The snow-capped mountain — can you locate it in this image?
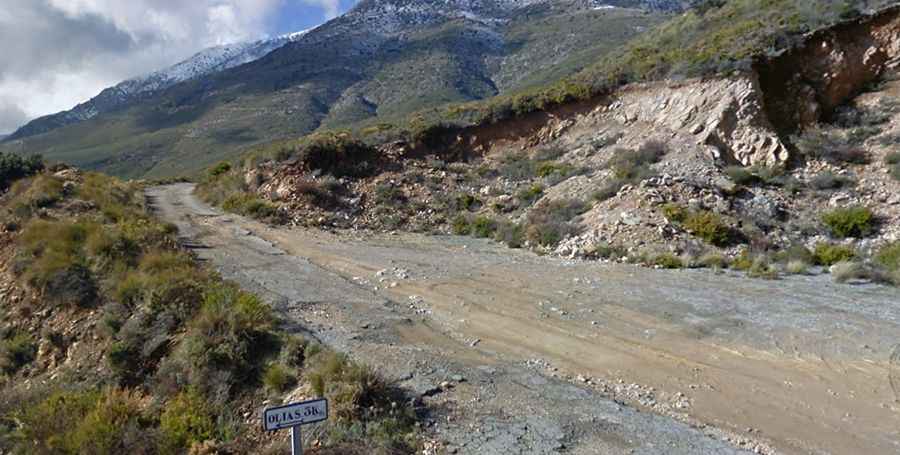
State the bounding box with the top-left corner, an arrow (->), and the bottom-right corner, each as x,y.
6,31 -> 309,141
337,0 -> 684,34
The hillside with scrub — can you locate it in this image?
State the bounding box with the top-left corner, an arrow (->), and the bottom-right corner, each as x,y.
0,157 -> 423,454
199,1 -> 900,286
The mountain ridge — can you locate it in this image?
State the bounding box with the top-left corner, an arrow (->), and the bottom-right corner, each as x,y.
6,0 -> 687,144
2,0 -> 682,177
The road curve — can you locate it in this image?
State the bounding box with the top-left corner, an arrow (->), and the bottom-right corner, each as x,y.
148,183 -> 900,454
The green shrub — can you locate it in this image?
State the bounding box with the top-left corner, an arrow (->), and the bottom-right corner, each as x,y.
0,152 -> 43,189
821,206 -> 875,238
731,249 -> 754,271
496,152 -> 538,181
661,203 -> 688,223
699,253 -> 728,269
308,351 -> 384,422
774,244 -> 815,265
829,261 -> 892,284
651,253 -> 684,269
683,210 -> 734,247
454,193 -> 480,212
289,179 -> 342,207
587,242 -> 627,260
592,180 -> 625,202
607,142 -> 666,181
20,175 -> 64,209
181,286 -> 274,396
107,340 -> 142,386
886,152 -> 900,165
724,166 -> 759,185
196,172 -> 246,207
373,183 -> 404,207
305,349 -> 417,450
532,145 -> 567,162
536,162 -> 575,178
15,390 -> 100,452
795,129 -> 870,164
160,390 -> 217,452
0,332 -> 36,376
886,152 -> 900,181
808,171 -> 854,191
14,389 -> 147,454
222,193 -> 283,223
279,335 -> 308,368
297,133 -> 382,178
516,184 -> 544,204
875,242 -> 900,271
65,389 -> 147,454
785,260 -> 810,275
813,243 -> 857,266
470,216 -> 497,238
493,221 -> 525,248
209,161 -> 232,177
524,199 -> 589,247
263,363 -> 297,393
86,228 -> 141,265
748,257 -> 779,280
451,215 -> 471,235
16,219 -> 101,307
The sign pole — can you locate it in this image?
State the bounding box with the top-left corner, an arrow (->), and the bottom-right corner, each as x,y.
291,425 -> 302,455
262,397 -> 326,454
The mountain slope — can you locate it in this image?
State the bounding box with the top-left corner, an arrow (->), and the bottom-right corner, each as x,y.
1,0 -> 677,178
5,32 -> 308,142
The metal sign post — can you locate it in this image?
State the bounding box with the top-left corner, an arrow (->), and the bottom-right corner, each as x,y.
291,426 -> 303,455
262,398 -> 328,455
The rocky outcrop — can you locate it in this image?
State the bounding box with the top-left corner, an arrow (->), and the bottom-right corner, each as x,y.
600,77 -> 790,166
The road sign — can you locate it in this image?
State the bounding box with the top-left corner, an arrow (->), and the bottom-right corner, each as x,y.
263,398 -> 328,455
263,398 -> 329,431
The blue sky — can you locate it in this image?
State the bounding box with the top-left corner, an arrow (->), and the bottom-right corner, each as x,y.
272,0 -> 359,35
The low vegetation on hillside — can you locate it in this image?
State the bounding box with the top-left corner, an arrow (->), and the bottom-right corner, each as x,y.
0,152 -> 43,190
414,0 -> 894,136
0,166 -> 420,453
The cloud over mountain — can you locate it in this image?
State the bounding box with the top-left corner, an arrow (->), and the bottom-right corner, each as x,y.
0,0 -> 287,133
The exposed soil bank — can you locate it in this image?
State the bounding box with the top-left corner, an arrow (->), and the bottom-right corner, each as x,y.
758,5 -> 900,133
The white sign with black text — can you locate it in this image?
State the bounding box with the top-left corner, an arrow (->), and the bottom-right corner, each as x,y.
263,398 -> 329,431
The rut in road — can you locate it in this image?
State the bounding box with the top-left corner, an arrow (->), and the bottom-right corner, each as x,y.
148,183 -> 900,455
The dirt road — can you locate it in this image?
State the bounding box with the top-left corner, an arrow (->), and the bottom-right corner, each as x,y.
148,183 -> 900,454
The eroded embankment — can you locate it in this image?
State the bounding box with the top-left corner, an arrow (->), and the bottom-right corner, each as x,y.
758,4 -> 900,133
416,6 -> 900,167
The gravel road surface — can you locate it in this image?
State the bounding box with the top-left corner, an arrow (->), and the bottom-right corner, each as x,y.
148,184 -> 900,454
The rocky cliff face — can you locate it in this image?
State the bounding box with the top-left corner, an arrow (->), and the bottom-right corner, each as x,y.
601,77 -> 789,166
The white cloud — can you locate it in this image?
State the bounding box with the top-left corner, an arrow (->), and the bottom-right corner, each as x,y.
302,0 -> 341,19
0,0 -> 286,133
